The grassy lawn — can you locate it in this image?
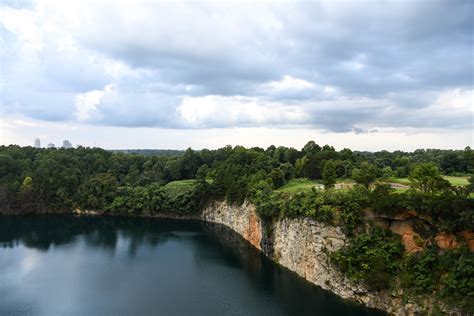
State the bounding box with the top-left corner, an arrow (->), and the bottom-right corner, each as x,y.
278,176 -> 471,195
163,179 -> 212,192
442,176 -> 469,186
164,179 -> 198,190
389,176 -> 469,187
165,176 -> 470,196
277,178 -> 320,193
163,180 -> 198,198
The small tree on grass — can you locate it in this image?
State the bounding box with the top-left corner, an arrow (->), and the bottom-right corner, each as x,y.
409,163 -> 451,194
270,168 -> 286,189
322,160 -> 337,189
352,162 -> 381,189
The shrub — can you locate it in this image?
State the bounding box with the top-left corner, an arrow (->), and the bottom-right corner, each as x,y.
370,183 -> 399,215
400,247 -> 440,294
439,248 -> 474,312
249,180 -> 281,219
331,228 -> 404,291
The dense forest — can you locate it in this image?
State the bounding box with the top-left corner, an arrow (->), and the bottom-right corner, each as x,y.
1,141 -> 472,218
0,141 -> 473,311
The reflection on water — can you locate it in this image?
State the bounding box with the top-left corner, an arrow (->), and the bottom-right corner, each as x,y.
0,215 -> 384,316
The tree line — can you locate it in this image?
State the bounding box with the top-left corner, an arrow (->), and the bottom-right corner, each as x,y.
0,142 -> 473,216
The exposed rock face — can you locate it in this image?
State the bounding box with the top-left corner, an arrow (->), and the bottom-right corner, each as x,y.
390,221 -> 424,253
271,217 -> 395,312
201,200 -> 262,250
460,231 -> 474,251
272,217 -> 347,288
434,231 -> 474,252
200,200 -> 431,315
364,209 -> 424,253
435,232 -> 460,250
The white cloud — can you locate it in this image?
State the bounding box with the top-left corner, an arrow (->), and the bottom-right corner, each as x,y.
323,86 -> 336,93
74,84 -> 114,121
11,119 -> 40,127
346,61 -> 365,71
177,95 -> 308,128
0,6 -> 42,51
432,88 -> 473,112
266,75 -> 315,92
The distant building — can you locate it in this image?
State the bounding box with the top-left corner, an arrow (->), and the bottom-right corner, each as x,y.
34,138 -> 41,148
47,143 -> 55,148
62,140 -> 73,148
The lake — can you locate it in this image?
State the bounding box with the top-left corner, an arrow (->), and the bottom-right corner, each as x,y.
0,215 -> 383,315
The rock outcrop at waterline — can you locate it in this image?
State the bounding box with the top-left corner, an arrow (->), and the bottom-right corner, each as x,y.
201,200 -> 263,250
200,200 -> 454,316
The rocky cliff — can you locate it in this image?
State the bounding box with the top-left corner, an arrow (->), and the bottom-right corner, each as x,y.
200,200 -> 447,316
201,200 -> 263,250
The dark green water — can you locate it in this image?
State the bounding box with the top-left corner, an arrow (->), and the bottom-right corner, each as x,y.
0,215 -> 384,316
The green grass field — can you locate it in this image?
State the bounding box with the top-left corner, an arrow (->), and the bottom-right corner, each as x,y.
276,178 -> 320,193
164,179 -> 198,190
388,176 -> 469,187
163,180 -> 198,198
442,176 -> 469,186
165,176 -> 470,197
277,175 -> 470,195
163,179 -> 213,194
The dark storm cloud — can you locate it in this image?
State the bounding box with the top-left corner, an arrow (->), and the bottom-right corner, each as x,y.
283,0 -> 473,95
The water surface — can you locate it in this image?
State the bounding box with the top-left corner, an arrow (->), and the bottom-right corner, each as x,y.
0,215 -> 383,315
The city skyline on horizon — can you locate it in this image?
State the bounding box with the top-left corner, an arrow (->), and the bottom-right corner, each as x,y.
19,134 -> 474,152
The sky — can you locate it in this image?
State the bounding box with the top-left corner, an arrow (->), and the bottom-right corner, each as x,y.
0,0 -> 473,151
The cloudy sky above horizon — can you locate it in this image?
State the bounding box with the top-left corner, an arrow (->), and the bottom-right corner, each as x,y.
0,0 -> 473,151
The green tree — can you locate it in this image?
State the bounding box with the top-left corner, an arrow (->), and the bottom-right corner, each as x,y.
78,172 -> 118,210
352,162 -> 381,189
381,166 -> 395,179
463,146 -> 474,173
295,156 -> 309,178
409,163 -> 451,194
322,160 -> 337,189
196,164 -> 209,183
303,140 -> 321,154
270,168 -> 286,189
249,180 -> 279,219
370,183 -> 397,214
331,228 -> 404,291
295,154 -> 322,179
394,156 -> 411,177
179,148 -> 202,179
